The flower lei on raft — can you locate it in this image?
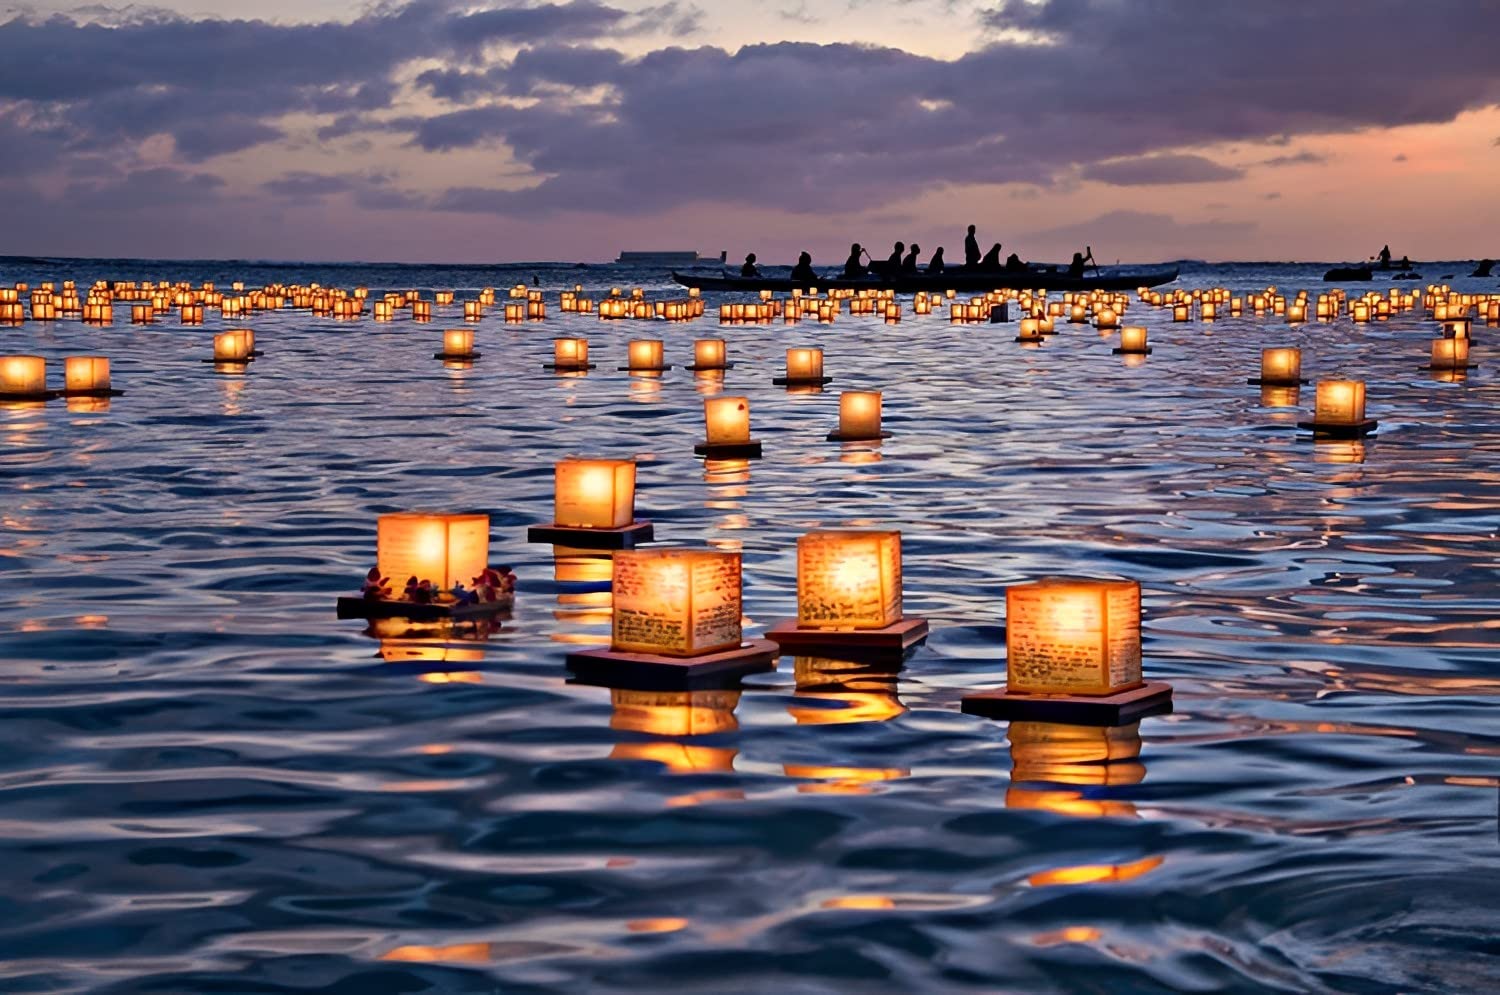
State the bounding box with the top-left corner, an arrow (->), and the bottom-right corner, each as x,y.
361,565 -> 516,605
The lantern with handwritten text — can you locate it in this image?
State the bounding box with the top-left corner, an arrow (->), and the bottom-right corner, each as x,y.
611,549 -> 743,657
1005,578 -> 1142,696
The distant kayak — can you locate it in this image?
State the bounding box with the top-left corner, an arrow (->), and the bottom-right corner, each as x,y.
1323,266 -> 1373,281
672,265 -> 1179,293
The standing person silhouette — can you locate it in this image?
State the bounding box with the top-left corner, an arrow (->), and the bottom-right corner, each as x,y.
1377,244 -> 1392,268
964,225 -> 981,268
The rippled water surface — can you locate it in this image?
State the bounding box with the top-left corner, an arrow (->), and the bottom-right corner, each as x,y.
1,260 -> 1497,993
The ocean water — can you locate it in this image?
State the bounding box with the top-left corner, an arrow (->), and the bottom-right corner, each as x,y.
0,257 -> 1496,994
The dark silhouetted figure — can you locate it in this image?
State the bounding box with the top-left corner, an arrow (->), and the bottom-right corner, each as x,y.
1068,252 -> 1089,279
901,243 -> 921,272
1472,259 -> 1495,277
1004,252 -> 1026,272
533,274 -> 540,286
964,225 -> 981,268
791,251 -> 816,284
740,253 -> 759,278
1377,244 -> 1392,268
980,243 -> 1003,268
885,241 -> 905,273
842,243 -> 867,279
928,247 -> 946,275
1399,255 -> 1411,270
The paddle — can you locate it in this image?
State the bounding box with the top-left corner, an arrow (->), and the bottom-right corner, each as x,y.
1085,245 -> 1102,277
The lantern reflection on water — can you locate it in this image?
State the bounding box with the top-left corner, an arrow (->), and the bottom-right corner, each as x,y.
609,689 -> 740,774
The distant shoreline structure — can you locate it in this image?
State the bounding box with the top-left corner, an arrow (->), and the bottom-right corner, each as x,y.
614,250 -> 714,265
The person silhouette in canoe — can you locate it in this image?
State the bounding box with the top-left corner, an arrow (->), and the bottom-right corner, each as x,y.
1377,244 -> 1392,268
901,243 -> 921,272
964,225 -> 981,269
1472,259 -> 1495,278
791,251 -> 817,284
842,243 -> 867,279
1067,247 -> 1096,279
1004,251 -> 1027,272
882,241 -> 905,276
980,243 -> 1003,269
928,247 -> 947,275
740,253 -> 760,278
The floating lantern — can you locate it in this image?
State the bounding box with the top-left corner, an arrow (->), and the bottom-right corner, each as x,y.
130,304 -> 154,324
181,304 -> 204,324
548,338 -> 593,371
1172,304 -> 1189,322
1299,379 -> 1376,437
62,356 -> 119,397
696,396 -> 761,458
437,329 -> 477,360
0,355 -> 52,400
1113,326 -> 1150,355
1201,301 -> 1217,321
1252,347 -> 1303,386
435,291 -> 454,306
377,512 -> 489,591
1286,303 -> 1307,323
82,303 -> 112,324
411,301 -> 432,321
212,330 -> 252,363
767,531 -> 929,660
961,577 -> 1172,724
1016,317 -> 1045,343
775,347 -> 830,386
624,339 -> 669,372
1095,308 -> 1119,330
689,338 -> 729,371
1442,318 -> 1471,340
1428,338 -> 1471,370
528,458 -> 652,548
611,550 -> 742,655
373,301 -> 393,321
827,390 -> 890,442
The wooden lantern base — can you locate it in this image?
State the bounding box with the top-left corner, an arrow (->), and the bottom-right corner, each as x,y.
1424,364 -> 1478,371
619,365 -> 673,372
336,595 -> 512,622
694,440 -> 762,459
1112,347 -> 1153,355
435,351 -> 481,360
826,430 -> 893,442
773,376 -> 834,386
526,521 -> 654,549
1014,336 -> 1046,343
543,363 -> 597,372
962,681 -> 1173,726
566,639 -> 779,690
0,390 -> 59,402
1297,419 -> 1378,438
765,617 -> 928,663
1246,377 -> 1309,386
60,388 -> 126,398
686,363 -> 735,371
201,357 -> 255,364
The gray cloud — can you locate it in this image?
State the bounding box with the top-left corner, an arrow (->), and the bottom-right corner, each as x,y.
1081,154 -> 1244,186
1260,149 -> 1326,167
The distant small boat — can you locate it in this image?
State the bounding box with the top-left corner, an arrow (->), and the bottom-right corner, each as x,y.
671,264 -> 1179,293
617,251 -> 705,266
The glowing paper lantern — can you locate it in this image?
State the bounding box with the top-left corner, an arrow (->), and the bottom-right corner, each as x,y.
1116,326 -> 1149,353
1313,380 -> 1367,426
693,338 -> 727,369
212,330 -> 252,362
1430,338 -> 1469,370
1017,318 -> 1045,342
1094,308 -> 1119,329
611,549 -> 743,657
795,531 -> 902,630
64,356 -> 111,393
628,339 -> 665,371
836,391 -> 883,440
553,338 -> 589,368
785,348 -> 823,380
441,329 -> 475,358
1005,578 -> 1142,696
0,355 -> 47,396
554,458 -> 636,529
1259,347 -> 1302,384
703,396 -> 752,446
376,513 -> 489,590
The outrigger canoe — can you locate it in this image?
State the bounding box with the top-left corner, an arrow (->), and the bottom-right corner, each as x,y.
671,264 -> 1179,294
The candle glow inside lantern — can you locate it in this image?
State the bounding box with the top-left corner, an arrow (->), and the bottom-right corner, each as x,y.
550,338 -> 591,370
1429,337 -> 1470,370
767,530 -> 928,658
1442,318 -> 1471,340
960,577 -> 1172,724
0,355 -> 49,397
1017,317 -> 1045,342
376,512 -> 490,591
1256,347 -> 1303,385
213,330 -> 252,362
610,549 -> 743,657
775,347 -> 829,386
1299,379 -> 1377,437
696,396 -> 762,458
828,390 -> 888,442
63,356 -> 114,395
627,339 -> 666,371
691,338 -> 728,370
554,458 -> 636,529
1114,326 -> 1150,354
1095,307 -> 1119,329
440,329 -> 476,359
1007,579 -> 1141,695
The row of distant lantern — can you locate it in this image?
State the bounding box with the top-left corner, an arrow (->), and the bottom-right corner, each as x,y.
345,458 -> 1169,723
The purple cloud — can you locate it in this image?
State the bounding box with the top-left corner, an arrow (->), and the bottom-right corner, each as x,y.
1082,154 -> 1244,186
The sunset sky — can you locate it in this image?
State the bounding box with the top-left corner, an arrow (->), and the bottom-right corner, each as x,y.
2,0 -> 1498,263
